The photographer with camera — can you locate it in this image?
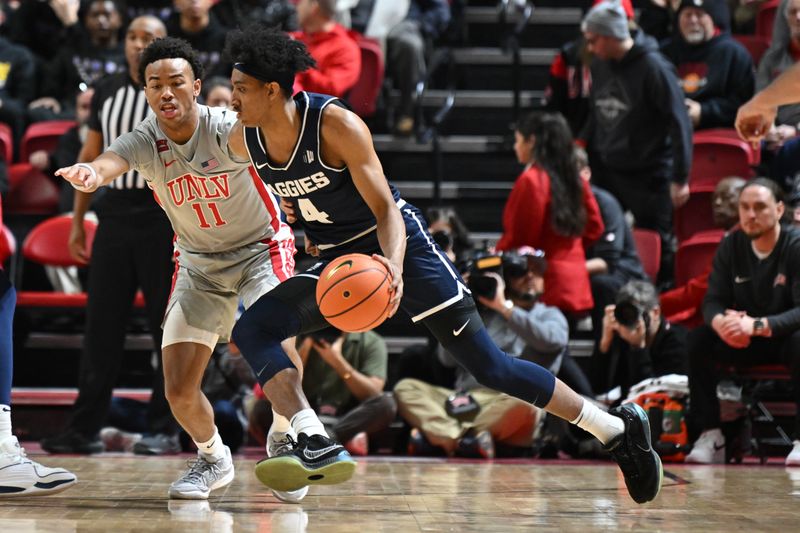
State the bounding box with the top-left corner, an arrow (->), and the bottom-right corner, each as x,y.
596,281 -> 688,400
394,247 -> 569,458
249,327 -> 396,456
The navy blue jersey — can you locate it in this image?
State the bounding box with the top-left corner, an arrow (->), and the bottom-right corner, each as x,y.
245,92 -> 400,256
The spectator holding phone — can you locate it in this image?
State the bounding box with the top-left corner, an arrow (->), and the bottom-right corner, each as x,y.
248,327 -> 396,456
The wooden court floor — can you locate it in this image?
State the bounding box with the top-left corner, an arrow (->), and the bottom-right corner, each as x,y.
2,449 -> 799,532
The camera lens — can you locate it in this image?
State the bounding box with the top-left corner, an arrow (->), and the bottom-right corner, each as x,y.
614,301 -> 642,328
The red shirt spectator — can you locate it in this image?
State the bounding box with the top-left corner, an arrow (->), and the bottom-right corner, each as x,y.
292,25 -> 361,97
291,0 -> 361,97
496,164 -> 604,314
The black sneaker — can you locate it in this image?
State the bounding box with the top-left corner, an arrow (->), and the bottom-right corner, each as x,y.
133,433 -> 181,456
254,433 -> 356,492
604,403 -> 663,504
41,430 -> 104,454
455,430 -> 495,459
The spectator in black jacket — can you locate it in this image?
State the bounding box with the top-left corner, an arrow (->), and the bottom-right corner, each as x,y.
166,0 -> 229,79
595,280 -> 688,399
661,0 -> 753,130
212,0 -> 296,31
685,178 -> 800,466
580,1 -> 693,283
386,0 -> 450,135
0,28 -> 36,145
576,147 -> 648,389
30,0 -> 125,122
543,0 -> 634,136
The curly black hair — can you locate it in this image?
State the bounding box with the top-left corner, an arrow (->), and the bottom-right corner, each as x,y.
138,37 -> 205,88
224,25 -> 316,97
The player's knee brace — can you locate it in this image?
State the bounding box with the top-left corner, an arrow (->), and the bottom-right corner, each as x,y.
232,295 -> 301,386
423,298 -> 556,408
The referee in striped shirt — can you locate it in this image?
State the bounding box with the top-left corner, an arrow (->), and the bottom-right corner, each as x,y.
42,16 -> 177,455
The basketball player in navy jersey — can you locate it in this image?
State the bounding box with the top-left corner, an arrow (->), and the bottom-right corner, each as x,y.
224,27 -> 662,504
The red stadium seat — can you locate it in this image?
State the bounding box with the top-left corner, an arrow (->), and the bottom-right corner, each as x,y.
690,128 -> 759,188
19,120 -> 77,163
346,33 -> 384,118
755,0 -> 781,41
16,214 -> 97,308
673,183 -> 716,243
632,228 -> 661,283
0,122 -> 13,163
4,163 -> 59,215
15,214 -> 146,309
0,225 -> 16,264
733,34 -> 771,66
674,230 -> 724,287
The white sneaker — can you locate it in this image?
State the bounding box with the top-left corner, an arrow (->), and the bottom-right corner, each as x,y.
168,446 -> 234,499
267,430 -> 308,503
0,436 -> 77,497
786,440 -> 800,466
685,429 -> 726,464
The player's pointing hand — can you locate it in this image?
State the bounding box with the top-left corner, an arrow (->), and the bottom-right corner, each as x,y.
55,163 -> 100,193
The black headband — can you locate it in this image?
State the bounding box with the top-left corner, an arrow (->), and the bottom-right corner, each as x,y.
233,63 -> 294,89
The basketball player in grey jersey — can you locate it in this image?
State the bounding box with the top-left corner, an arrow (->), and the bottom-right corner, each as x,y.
56,38 -> 314,503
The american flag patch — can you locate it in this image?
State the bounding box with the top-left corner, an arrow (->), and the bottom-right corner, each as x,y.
201,158 -> 219,171
156,139 -> 169,152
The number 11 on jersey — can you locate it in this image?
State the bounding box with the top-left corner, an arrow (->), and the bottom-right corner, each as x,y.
191,202 -> 227,228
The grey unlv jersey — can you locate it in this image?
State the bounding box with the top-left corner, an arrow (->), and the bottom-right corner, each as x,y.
109,105 -> 291,253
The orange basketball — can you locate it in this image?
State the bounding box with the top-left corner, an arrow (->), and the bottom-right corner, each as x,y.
316,253 -> 394,332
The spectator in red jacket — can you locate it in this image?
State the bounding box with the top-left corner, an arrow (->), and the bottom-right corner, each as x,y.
660,176 -> 745,326
496,111 -> 604,320
291,0 -> 361,97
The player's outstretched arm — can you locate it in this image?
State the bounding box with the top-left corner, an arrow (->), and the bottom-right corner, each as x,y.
322,105 -> 405,316
55,151 -> 130,193
736,61 -> 800,143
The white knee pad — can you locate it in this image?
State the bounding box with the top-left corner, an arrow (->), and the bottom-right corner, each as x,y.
162,304 -> 219,350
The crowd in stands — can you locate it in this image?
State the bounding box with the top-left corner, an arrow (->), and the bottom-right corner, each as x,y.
1,0 -> 800,468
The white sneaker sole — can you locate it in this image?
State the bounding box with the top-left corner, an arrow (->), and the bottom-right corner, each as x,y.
0,477 -> 77,498
272,486 -> 309,503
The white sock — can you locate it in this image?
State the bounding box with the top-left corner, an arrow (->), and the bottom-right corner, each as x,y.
290,408 -> 328,438
194,427 -> 226,462
570,399 -> 625,445
271,410 -> 292,434
0,405 -> 11,442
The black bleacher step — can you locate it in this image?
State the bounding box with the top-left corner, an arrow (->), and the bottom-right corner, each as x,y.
452,47 -> 556,66
391,89 -> 543,109
468,0 -> 589,7
463,6 -> 581,47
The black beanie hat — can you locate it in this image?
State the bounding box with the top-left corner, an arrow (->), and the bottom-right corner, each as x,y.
676,0 -> 731,32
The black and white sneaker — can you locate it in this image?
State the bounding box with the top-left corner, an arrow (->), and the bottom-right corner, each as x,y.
267,431 -> 308,503
255,433 -> 356,492
604,402 -> 663,504
0,436 -> 77,497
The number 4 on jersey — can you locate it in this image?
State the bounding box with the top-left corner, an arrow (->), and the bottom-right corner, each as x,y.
297,198 -> 332,224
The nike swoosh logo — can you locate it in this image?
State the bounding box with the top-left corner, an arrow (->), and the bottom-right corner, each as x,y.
713,443 -> 725,451
205,440 -> 216,449
165,159 -> 177,167
1,407 -> 9,412
453,319 -> 470,336
257,362 -> 271,377
735,276 -> 750,283
302,445 -> 340,461
255,161 -> 269,169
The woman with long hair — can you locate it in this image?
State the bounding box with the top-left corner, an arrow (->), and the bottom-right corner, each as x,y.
496,111 -> 604,318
